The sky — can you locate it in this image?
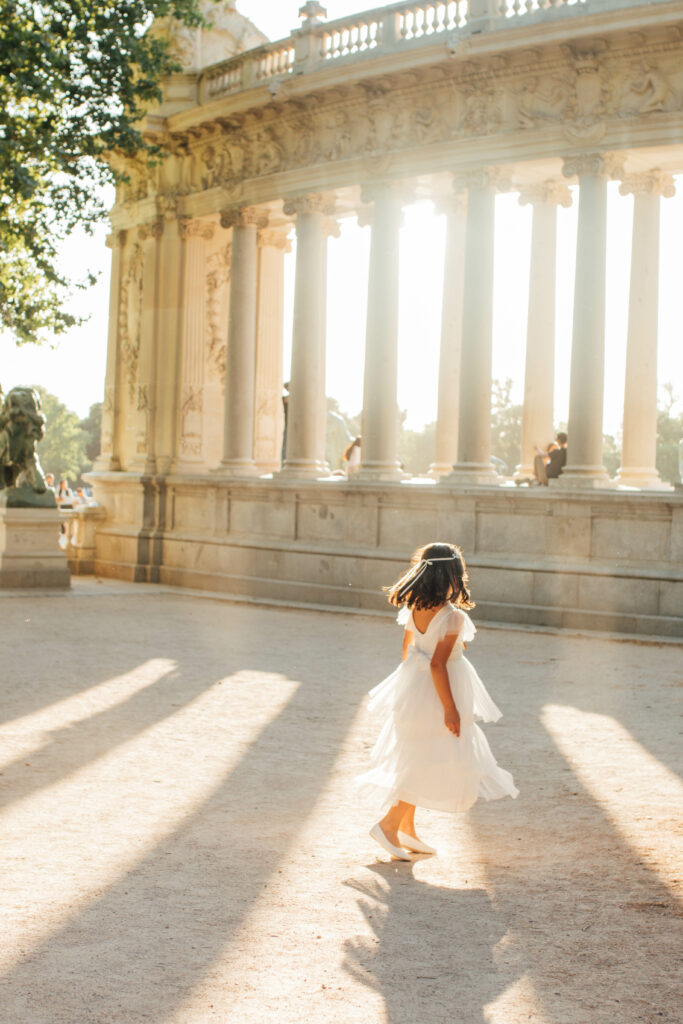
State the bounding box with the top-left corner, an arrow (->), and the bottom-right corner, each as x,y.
2,0 -> 682,435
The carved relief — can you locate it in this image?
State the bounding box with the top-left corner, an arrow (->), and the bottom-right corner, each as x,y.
619,61 -> 677,114
118,33 -> 683,211
516,76 -> 572,128
101,385 -> 115,455
205,244 -> 231,384
135,384 -> 151,455
118,243 -> 144,401
179,384 -> 204,456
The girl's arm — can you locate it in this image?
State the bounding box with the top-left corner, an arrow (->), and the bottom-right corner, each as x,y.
430,633 -> 460,736
401,628 -> 414,662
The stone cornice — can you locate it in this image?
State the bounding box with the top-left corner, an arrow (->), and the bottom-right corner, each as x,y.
618,169 -> 676,197
111,19 -> 683,221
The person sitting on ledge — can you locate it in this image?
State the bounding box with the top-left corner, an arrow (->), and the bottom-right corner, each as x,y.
534,432 -> 568,485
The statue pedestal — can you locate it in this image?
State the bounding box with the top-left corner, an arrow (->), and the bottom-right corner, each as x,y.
0,508 -> 71,589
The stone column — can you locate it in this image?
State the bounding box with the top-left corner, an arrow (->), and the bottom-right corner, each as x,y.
154,209 -> 184,476
217,206 -> 268,476
617,171 -> 675,490
356,182 -> 407,481
254,228 -> 290,473
430,193 -> 467,477
448,169 -> 505,484
94,229 -> 126,472
280,194 -> 332,478
174,218 -> 215,473
559,153 -> 620,487
515,182 -> 572,479
130,217 -> 163,474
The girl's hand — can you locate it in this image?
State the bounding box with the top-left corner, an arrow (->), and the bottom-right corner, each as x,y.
444,709 -> 460,737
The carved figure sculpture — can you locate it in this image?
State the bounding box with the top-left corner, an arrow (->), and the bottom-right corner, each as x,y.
0,386 -> 55,506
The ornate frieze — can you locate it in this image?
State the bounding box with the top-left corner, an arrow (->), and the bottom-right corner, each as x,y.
111,25 -> 683,223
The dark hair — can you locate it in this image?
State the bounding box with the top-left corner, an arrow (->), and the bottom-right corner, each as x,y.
385,541 -> 474,611
556,432 -> 568,445
342,436 -> 361,461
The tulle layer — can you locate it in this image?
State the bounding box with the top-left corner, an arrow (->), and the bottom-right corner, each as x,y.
357,648 -> 518,815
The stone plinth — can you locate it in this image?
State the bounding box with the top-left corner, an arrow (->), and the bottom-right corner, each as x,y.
89,473 -> 683,637
65,506 -> 107,576
0,508 -> 71,589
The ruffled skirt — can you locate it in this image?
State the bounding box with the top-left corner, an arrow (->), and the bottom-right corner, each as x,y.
356,648 -> 519,814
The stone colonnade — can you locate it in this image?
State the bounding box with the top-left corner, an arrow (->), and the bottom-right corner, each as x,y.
99,155 -> 676,490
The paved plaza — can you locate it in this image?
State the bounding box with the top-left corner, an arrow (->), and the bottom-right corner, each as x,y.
0,580 -> 681,1024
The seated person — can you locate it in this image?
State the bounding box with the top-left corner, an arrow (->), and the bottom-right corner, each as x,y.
534,432 -> 567,485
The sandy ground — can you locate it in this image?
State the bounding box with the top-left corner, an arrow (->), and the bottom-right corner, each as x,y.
0,578 -> 681,1024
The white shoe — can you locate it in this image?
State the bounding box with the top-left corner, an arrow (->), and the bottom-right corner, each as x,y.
369,824 -> 412,861
397,831 -> 437,855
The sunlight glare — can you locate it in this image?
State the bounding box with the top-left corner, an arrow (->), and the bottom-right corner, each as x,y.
0,672 -> 300,972
541,704 -> 683,894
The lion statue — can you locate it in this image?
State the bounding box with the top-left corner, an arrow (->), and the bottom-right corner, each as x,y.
0,386 -> 54,505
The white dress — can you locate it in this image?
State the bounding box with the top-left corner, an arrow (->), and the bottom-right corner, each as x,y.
357,604 -> 519,814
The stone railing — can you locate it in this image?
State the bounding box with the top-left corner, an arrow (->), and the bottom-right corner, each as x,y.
198,0 -> 611,102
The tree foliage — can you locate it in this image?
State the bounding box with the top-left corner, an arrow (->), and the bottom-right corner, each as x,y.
78,400 -> 102,463
0,0 -> 206,345
34,386 -> 89,482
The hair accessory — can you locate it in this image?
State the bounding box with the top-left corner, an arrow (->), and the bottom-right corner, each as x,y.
403,553 -> 458,587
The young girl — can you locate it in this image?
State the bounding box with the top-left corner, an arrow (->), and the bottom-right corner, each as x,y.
357,541 -> 518,860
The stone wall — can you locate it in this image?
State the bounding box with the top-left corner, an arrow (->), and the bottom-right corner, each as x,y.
89,475 -> 683,637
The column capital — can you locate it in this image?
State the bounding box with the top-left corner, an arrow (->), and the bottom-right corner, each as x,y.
619,170 -> 676,199
257,228 -> 292,252
105,229 -> 128,249
562,152 -> 624,180
137,218 -> 164,242
179,217 -> 215,240
518,181 -> 573,208
452,167 -> 511,193
323,217 -> 341,239
433,191 -> 467,218
282,193 -> 336,218
359,180 -> 414,207
220,206 -> 269,230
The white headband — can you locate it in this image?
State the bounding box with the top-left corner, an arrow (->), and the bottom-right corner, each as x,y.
406,553 -> 458,585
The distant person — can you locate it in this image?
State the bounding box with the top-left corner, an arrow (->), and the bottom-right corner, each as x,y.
45,472 -> 57,495
280,381 -> 290,467
56,480 -> 74,508
342,436 -> 361,476
534,432 -> 567,485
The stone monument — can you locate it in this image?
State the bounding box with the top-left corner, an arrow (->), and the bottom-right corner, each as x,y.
0,386 -> 70,587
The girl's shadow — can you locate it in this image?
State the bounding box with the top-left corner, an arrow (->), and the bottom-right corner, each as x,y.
343,861 -> 517,1024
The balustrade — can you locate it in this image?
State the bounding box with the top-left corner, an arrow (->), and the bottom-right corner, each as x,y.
197,0 -> 603,102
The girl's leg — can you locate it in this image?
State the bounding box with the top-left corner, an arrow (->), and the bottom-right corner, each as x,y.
377,801 -> 414,844
397,803 -> 417,838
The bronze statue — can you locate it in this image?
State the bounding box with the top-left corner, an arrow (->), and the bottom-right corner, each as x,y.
0,386 -> 56,508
